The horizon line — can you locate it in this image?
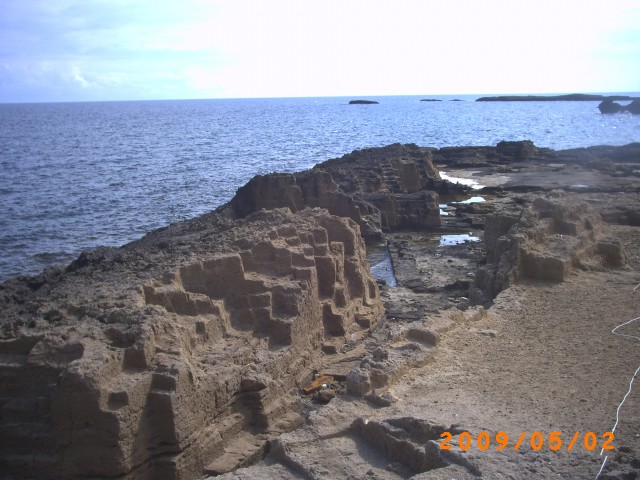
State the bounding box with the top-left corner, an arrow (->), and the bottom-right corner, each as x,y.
2,90 -> 640,106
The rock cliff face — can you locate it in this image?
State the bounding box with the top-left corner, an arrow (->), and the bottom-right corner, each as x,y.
226,143 -> 442,239
0,208 -> 383,479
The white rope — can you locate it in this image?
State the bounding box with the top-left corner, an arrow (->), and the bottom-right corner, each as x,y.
595,282 -> 640,479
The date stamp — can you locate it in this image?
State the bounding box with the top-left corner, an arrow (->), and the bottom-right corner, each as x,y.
440,431 -> 615,452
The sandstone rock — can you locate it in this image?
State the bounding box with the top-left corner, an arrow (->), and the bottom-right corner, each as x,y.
0,208 -> 383,479
364,390 -> 397,407
226,144 -> 442,239
432,140 -> 538,168
471,192 -> 628,305
315,388 -> 336,404
496,140 -> 537,162
359,342 -> 432,391
350,417 -> 477,474
347,367 -> 372,396
4,141 -> 637,480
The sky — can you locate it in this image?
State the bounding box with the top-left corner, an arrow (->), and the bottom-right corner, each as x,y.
1,0 -> 639,103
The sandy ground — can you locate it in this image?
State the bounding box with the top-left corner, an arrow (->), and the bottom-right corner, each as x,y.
394,245 -> 640,478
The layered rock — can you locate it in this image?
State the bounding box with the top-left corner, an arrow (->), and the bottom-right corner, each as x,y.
471,192 -> 628,305
430,140 -> 539,167
226,143 -> 442,239
0,208 -> 383,479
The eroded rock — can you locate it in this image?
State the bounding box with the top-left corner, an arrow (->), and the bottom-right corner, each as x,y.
471,192 -> 628,304
226,144 -> 442,239
0,208 -> 383,479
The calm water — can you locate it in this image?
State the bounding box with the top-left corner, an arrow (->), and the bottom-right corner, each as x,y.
1,94 -> 639,281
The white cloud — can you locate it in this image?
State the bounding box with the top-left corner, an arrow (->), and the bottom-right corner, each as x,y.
0,0 -> 639,101
71,65 -> 93,88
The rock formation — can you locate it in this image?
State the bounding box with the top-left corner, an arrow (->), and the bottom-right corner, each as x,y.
225,143 -> 442,239
348,100 -> 379,104
471,192 -> 627,305
625,99 -> 640,114
477,93 -> 636,102
0,208 -> 383,479
598,98 -> 640,114
1,140 -> 637,479
598,98 -> 624,114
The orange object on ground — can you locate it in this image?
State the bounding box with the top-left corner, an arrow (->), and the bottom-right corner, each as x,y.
302,375 -> 334,394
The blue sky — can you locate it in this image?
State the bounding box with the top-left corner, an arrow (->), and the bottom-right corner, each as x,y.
1,0 -> 639,103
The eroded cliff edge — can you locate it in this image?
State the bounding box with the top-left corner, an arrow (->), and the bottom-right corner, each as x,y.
0,208 -> 383,479
1,141 -> 638,479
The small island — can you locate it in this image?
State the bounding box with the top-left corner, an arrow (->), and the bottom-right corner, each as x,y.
349,99 -> 379,105
476,93 -> 637,102
419,98 -> 442,102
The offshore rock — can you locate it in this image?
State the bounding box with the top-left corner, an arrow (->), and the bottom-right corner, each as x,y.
598,98 -> 640,114
598,98 -> 624,114
625,99 -> 640,114
0,208 -> 383,479
226,143 -> 442,239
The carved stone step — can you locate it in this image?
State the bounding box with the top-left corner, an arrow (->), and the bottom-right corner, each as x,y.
203,432 -> 267,476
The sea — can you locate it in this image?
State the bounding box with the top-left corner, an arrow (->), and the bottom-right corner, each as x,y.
1,94 -> 639,282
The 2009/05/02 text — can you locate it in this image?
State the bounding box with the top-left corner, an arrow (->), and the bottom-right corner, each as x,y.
440,431 -> 614,452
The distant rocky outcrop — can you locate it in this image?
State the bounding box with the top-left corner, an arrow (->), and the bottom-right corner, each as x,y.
0,208 -> 383,479
477,93 -> 636,102
420,98 -> 442,102
349,100 -> 379,105
627,99 -> 640,114
598,98 -> 624,114
225,144 -> 443,239
600,98 -> 640,114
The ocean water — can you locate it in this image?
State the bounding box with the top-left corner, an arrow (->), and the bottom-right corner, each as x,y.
1,94 -> 639,281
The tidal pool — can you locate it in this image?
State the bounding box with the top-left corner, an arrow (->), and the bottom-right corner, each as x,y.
440,172 -> 484,190
439,234 -> 480,246
367,244 -> 397,287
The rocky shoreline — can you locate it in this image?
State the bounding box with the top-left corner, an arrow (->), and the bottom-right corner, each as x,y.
1,141 -> 639,479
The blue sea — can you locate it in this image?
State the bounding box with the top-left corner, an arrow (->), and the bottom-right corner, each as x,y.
1,94 -> 639,282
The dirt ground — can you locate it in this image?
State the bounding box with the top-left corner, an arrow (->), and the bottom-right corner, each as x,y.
391,225 -> 640,478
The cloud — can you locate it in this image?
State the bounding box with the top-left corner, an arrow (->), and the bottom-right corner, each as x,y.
71,65 -> 93,88
0,0 -> 639,102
